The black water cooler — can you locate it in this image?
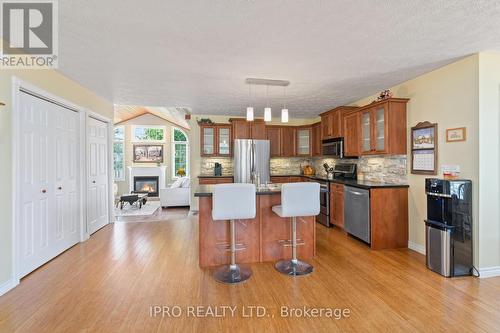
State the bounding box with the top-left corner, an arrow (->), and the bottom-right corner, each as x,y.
425,179 -> 473,277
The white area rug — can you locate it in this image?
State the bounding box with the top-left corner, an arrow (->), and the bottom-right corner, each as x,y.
114,201 -> 161,217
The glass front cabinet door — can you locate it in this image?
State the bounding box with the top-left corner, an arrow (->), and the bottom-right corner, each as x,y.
217,125 -> 231,156
374,106 -> 386,153
361,110 -> 372,154
201,126 -> 215,156
297,128 -> 311,156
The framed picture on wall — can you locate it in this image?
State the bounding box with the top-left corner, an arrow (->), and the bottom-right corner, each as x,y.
446,127 -> 466,142
133,145 -> 164,163
411,122 -> 438,175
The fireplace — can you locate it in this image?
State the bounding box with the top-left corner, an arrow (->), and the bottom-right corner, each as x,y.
133,176 -> 159,197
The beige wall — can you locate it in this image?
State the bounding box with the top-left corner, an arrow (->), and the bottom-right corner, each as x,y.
351,55 -> 481,263
0,69 -> 113,287
115,113 -> 190,195
478,53 -> 500,270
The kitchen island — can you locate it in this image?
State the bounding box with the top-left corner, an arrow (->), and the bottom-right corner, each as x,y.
194,184 -> 316,268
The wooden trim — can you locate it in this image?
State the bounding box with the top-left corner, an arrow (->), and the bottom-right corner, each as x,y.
355,97 -> 409,111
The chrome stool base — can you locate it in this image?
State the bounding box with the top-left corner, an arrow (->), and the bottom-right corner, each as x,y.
214,264 -> 252,284
275,259 -> 313,276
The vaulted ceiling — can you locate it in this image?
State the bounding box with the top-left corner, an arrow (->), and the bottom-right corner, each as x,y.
114,105 -> 190,129
59,1 -> 500,118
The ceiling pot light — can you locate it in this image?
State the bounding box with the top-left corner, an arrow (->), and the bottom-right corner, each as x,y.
281,108 -> 289,123
246,107 -> 254,121
264,107 -> 272,122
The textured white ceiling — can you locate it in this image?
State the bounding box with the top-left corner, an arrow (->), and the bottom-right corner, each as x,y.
58,0 -> 500,118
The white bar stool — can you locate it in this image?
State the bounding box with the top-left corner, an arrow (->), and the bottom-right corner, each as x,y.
272,182 -> 320,276
212,183 -> 256,284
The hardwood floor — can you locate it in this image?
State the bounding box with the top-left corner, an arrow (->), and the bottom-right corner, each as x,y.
1,208 -> 499,332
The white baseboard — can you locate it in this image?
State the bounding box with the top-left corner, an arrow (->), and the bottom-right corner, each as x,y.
0,278 -> 18,297
478,266 -> 500,279
408,241 -> 426,255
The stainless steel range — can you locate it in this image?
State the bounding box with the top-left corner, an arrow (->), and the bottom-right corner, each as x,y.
316,163 -> 357,228
316,180 -> 330,227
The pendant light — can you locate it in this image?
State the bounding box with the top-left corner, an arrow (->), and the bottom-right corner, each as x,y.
246,83 -> 254,121
281,86 -> 289,123
264,84 -> 272,122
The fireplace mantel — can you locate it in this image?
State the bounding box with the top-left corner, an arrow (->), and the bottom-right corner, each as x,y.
128,166 -> 167,193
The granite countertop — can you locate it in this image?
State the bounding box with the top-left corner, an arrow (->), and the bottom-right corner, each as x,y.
194,184 -> 283,197
197,175 -> 234,178
194,184 -> 331,197
270,174 -> 409,189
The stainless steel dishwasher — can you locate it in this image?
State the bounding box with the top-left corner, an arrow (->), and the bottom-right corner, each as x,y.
344,186 -> 370,243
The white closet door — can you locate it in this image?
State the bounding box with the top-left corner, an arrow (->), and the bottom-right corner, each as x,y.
18,92 -> 80,278
87,117 -> 109,234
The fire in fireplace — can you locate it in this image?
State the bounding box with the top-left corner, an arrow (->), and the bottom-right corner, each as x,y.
133,176 -> 159,197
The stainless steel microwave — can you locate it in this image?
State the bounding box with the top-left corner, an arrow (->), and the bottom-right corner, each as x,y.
322,138 -> 344,158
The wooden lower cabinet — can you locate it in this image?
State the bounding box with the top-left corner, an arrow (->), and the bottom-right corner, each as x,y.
370,187 -> 408,250
270,176 -> 307,183
198,177 -> 233,185
330,183 -> 344,229
198,194 -> 315,267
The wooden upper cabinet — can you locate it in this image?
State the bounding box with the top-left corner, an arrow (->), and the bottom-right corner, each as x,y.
200,124 -> 232,157
250,121 -> 266,139
200,125 -> 216,156
266,126 -> 282,157
230,118 -> 250,139
321,113 -> 333,140
281,126 -> 296,157
332,110 -> 343,138
296,127 -> 311,156
320,106 -> 358,141
343,111 -> 360,157
358,98 -> 408,155
311,122 -> 322,156
230,118 -> 266,139
217,125 -> 232,156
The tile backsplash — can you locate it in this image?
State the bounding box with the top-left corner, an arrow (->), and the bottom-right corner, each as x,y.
270,157 -> 312,175
200,155 -> 407,184
312,155 -> 407,184
200,157 -> 233,176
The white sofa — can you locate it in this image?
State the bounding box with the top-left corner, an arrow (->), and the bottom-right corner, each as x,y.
159,177 -> 190,207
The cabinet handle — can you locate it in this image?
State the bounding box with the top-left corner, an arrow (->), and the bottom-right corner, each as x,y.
57,186 -> 62,190
41,189 -> 47,193
92,180 -> 96,184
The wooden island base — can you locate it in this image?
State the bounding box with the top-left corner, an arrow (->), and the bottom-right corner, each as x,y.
198,193 -> 316,268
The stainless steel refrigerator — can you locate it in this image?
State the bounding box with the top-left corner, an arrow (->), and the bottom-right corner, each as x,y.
234,139 -> 270,184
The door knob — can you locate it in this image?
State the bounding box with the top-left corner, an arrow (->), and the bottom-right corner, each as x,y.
57,186 -> 62,190
41,189 -> 47,193
92,180 -> 96,184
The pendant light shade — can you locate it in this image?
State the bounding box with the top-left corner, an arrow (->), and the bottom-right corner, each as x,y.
264,107 -> 272,122
281,108 -> 289,123
246,107 -> 254,121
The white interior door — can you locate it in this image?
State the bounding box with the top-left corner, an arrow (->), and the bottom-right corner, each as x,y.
18,91 -> 81,278
87,117 -> 109,234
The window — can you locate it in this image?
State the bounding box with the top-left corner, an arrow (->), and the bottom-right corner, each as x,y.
113,126 -> 125,181
131,125 -> 166,142
172,128 -> 189,178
